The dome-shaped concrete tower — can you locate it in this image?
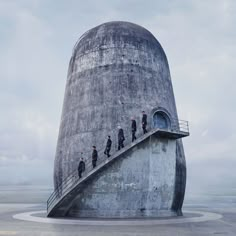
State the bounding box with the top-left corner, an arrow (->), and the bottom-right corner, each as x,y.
49,21 -> 189,218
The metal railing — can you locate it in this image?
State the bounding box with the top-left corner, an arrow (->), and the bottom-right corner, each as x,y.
171,119 -> 189,133
47,118 -> 189,213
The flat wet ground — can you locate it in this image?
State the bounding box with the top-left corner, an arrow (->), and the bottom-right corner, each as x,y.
0,186 -> 235,235
0,203 -> 236,236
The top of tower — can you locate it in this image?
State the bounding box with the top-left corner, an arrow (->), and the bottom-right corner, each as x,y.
72,21 -> 165,58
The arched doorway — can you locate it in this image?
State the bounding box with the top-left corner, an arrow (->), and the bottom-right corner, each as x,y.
153,111 -> 170,129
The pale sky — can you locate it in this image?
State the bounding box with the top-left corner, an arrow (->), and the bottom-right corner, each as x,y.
0,0 -> 235,190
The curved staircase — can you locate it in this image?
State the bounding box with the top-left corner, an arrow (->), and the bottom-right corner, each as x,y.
47,120 -> 189,217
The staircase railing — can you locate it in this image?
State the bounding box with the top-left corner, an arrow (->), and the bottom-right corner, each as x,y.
47,118 -> 189,213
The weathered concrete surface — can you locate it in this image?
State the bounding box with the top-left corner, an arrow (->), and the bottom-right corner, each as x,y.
67,135 -> 176,218
53,21 -> 187,217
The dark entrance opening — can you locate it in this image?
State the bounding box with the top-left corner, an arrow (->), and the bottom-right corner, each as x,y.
153,111 -> 170,129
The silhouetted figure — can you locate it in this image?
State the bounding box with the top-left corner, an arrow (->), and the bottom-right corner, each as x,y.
92,146 -> 98,168
104,136 -> 112,158
142,111 -> 147,134
78,157 -> 85,179
118,126 -> 125,150
131,117 -> 137,142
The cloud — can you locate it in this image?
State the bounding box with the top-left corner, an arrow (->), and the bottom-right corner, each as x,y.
0,0 -> 65,184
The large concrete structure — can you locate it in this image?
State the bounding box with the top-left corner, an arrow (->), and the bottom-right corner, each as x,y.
50,21 -> 189,218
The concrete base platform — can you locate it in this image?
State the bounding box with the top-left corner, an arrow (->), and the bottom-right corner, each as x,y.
13,209 -> 222,225
1,204 -> 236,235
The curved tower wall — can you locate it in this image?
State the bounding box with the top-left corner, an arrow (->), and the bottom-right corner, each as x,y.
53,21 -> 186,214
68,135 -> 178,218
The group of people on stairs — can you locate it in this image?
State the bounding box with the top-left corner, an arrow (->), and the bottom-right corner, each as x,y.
78,111 -> 148,179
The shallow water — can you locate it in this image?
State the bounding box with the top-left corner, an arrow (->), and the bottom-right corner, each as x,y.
0,185 -> 236,236
0,185 -> 235,209
0,185 -> 52,204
